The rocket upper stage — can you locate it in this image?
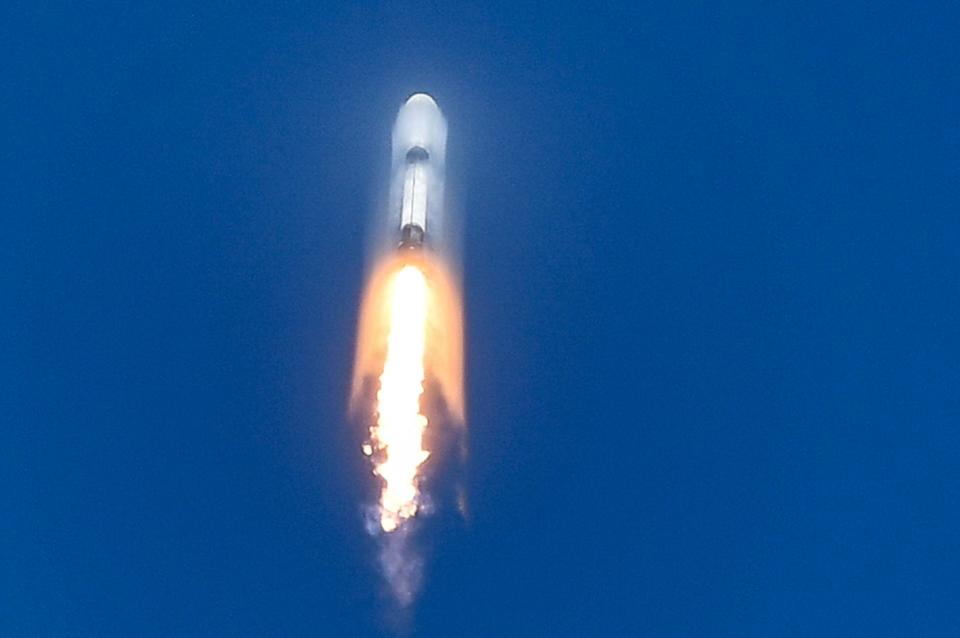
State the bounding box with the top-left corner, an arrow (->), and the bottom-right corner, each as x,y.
391,94 -> 447,249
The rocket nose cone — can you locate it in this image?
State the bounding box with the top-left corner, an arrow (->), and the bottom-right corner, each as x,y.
405,92 -> 439,108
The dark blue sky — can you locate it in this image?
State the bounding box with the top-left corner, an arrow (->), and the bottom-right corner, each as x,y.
8,2 -> 959,635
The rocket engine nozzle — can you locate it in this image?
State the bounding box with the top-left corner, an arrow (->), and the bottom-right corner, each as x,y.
399,223 -> 425,250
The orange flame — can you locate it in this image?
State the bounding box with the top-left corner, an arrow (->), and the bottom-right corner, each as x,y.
353,252 -> 464,533
369,265 -> 430,531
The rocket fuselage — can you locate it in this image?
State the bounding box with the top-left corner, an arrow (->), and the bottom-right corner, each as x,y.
391,94 -> 447,250
399,147 -> 428,248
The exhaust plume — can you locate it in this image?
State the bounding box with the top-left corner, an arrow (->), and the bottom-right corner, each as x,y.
368,264 -> 430,533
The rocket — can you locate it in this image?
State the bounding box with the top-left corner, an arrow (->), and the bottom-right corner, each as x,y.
351,89 -> 464,445
390,93 -> 447,250
354,93 -> 465,604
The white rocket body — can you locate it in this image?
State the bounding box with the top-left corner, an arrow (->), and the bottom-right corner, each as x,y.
390,94 -> 447,250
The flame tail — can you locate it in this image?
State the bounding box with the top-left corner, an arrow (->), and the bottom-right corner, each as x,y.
366,265 -> 430,533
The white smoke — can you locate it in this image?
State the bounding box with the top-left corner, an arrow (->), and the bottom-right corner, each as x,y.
379,524 -> 422,609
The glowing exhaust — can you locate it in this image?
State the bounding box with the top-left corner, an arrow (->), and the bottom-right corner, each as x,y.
367,264 -> 430,532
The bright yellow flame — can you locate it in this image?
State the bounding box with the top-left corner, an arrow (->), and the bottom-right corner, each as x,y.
352,252 -> 465,426
369,265 -> 430,532
351,252 -> 465,532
